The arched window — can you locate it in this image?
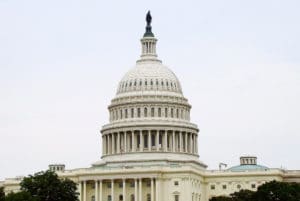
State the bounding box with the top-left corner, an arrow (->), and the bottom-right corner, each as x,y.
137,108 -> 141,117
119,195 -> 123,201
158,108 -> 161,117
144,108 -> 148,117
171,108 -> 174,118
175,195 -> 179,201
151,107 -> 154,117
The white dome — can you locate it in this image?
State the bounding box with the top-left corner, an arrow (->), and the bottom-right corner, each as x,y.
116,60 -> 183,95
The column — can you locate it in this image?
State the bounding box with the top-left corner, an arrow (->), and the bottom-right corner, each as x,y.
151,178 -> 154,201
180,131 -> 183,152
123,179 -> 126,201
148,130 -> 151,151
112,133 -> 115,154
164,131 -> 168,152
108,134 -> 111,154
95,180 -> 98,201
185,133 -> 188,152
83,181 -> 86,201
139,178 -> 142,201
124,132 -> 127,152
117,132 -> 120,153
196,135 -> 198,154
194,134 -> 198,154
102,136 -> 105,155
99,180 -> 103,201
140,130 -> 143,151
134,179 -> 138,201
155,178 -> 160,201
156,130 -> 159,151
132,131 -> 135,152
189,133 -> 193,153
111,180 -> 114,201
172,131 -> 175,152
78,182 -> 82,201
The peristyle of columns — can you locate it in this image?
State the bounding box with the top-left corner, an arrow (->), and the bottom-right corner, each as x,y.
102,130 -> 198,156
78,177 -> 160,201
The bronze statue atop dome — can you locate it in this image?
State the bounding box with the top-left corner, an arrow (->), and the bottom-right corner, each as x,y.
144,11 -> 154,37
146,11 -> 152,26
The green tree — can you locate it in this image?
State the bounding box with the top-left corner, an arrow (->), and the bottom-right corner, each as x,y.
0,187 -> 5,201
4,191 -> 38,201
209,196 -> 232,201
254,180 -> 300,201
20,170 -> 79,201
230,189 -> 254,201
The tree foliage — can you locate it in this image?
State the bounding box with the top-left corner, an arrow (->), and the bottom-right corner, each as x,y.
209,181 -> 300,201
4,191 -> 38,201
0,187 -> 5,201
20,170 -> 79,201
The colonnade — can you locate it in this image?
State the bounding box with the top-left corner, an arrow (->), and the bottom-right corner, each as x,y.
102,130 -> 198,155
78,178 -> 160,201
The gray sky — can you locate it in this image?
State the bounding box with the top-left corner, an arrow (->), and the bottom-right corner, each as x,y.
1,0 -> 300,180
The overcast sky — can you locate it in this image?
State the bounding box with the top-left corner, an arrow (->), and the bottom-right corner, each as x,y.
1,0 -> 300,181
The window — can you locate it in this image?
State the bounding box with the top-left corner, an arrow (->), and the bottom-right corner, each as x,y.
165,108 -> 168,117
210,185 -> 215,190
237,184 -> 241,189
119,182 -> 123,188
151,108 -> 154,117
251,184 -> 256,188
137,108 -> 141,117
91,196 -> 95,201
130,195 -> 134,201
171,108 -> 174,118
107,183 -> 111,188
125,109 -> 128,118
174,181 -> 179,186
158,108 -> 161,117
147,194 -> 151,201
108,195 -> 112,201
175,195 -> 179,201
144,108 -> 148,117
131,108 -> 134,118
222,185 -> 227,189
146,181 -> 151,187
119,195 -> 123,201
130,182 -> 135,187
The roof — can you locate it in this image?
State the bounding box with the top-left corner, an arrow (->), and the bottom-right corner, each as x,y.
228,164 -> 269,172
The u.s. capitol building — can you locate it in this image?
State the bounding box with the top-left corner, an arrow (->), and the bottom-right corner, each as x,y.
1,12 -> 300,201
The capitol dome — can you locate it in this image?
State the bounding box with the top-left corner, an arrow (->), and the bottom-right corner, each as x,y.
96,12 -> 206,169
116,61 -> 183,97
